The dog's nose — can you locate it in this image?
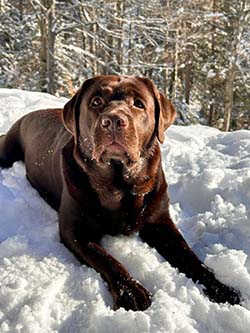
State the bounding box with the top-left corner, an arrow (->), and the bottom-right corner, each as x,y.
101,114 -> 129,130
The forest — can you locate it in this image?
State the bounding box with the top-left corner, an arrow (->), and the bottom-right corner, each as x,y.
0,0 -> 249,131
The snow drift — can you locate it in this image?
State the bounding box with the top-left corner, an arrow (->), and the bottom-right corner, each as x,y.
0,89 -> 250,333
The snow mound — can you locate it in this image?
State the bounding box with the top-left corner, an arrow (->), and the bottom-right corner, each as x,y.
0,89 -> 250,332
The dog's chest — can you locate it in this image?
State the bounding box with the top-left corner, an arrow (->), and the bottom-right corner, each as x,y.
81,193 -> 143,238
103,208 -> 137,236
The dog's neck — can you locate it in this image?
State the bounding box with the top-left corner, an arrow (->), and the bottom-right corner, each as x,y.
73,139 -> 162,211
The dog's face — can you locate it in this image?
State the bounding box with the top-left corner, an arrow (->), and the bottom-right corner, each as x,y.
62,76 -> 176,170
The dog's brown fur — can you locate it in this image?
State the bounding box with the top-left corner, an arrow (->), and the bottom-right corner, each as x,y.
0,75 -> 240,310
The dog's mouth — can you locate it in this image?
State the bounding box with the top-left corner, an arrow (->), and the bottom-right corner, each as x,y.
95,142 -> 131,165
92,140 -> 138,168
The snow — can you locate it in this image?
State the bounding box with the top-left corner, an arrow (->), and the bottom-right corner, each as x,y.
0,89 -> 250,332
207,69 -> 216,78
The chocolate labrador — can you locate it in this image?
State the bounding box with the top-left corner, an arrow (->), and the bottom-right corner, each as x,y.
0,75 -> 241,310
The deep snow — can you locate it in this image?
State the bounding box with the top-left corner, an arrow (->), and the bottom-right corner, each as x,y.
0,89 -> 250,333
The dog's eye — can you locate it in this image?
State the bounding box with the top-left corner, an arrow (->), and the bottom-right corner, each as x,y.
91,97 -> 103,107
134,99 -> 144,109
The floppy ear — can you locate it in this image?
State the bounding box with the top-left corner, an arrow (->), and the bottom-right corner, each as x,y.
156,92 -> 176,143
62,77 -> 96,137
141,77 -> 176,144
62,91 -> 80,136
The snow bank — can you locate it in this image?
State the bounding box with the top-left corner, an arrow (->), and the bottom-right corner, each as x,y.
0,89 -> 250,332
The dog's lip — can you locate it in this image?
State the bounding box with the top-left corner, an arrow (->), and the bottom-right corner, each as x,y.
102,142 -> 129,162
94,141 -> 137,166
106,142 -> 126,153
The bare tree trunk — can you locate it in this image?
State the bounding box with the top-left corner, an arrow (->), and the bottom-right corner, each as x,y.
173,29 -> 179,99
46,0 -> 56,94
79,1 -> 87,50
127,22 -> 132,74
79,1 -> 93,70
208,0 -> 216,126
104,20 -> 114,74
184,60 -> 192,105
164,26 -> 171,97
116,0 -> 125,72
39,13 -> 48,91
223,65 -> 236,131
37,0 -> 56,93
17,0 -> 24,20
222,1 -> 246,131
91,7 -> 98,76
182,19 -> 192,106
208,104 -> 215,126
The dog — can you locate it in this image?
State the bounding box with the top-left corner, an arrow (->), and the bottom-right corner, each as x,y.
0,75 -> 241,310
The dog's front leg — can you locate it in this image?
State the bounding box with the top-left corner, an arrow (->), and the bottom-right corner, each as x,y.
60,231 -> 151,311
139,219 -> 241,305
59,195 -> 151,310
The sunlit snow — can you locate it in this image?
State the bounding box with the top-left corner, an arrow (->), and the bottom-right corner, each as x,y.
0,89 -> 250,332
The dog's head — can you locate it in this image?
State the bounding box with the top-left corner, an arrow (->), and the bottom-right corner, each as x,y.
62,75 -> 176,169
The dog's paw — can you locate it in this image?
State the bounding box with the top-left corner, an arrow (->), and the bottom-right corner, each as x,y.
203,280 -> 241,305
113,278 -> 152,311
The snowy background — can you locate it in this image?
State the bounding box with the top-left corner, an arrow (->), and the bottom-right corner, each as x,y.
0,89 -> 250,333
1,1 -> 249,132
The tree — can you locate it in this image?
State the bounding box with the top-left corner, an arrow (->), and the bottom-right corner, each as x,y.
0,0 -> 249,130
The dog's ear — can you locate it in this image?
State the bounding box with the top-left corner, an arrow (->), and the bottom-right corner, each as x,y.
141,78 -> 176,144
62,78 -> 95,137
62,91 -> 79,136
156,91 -> 176,143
